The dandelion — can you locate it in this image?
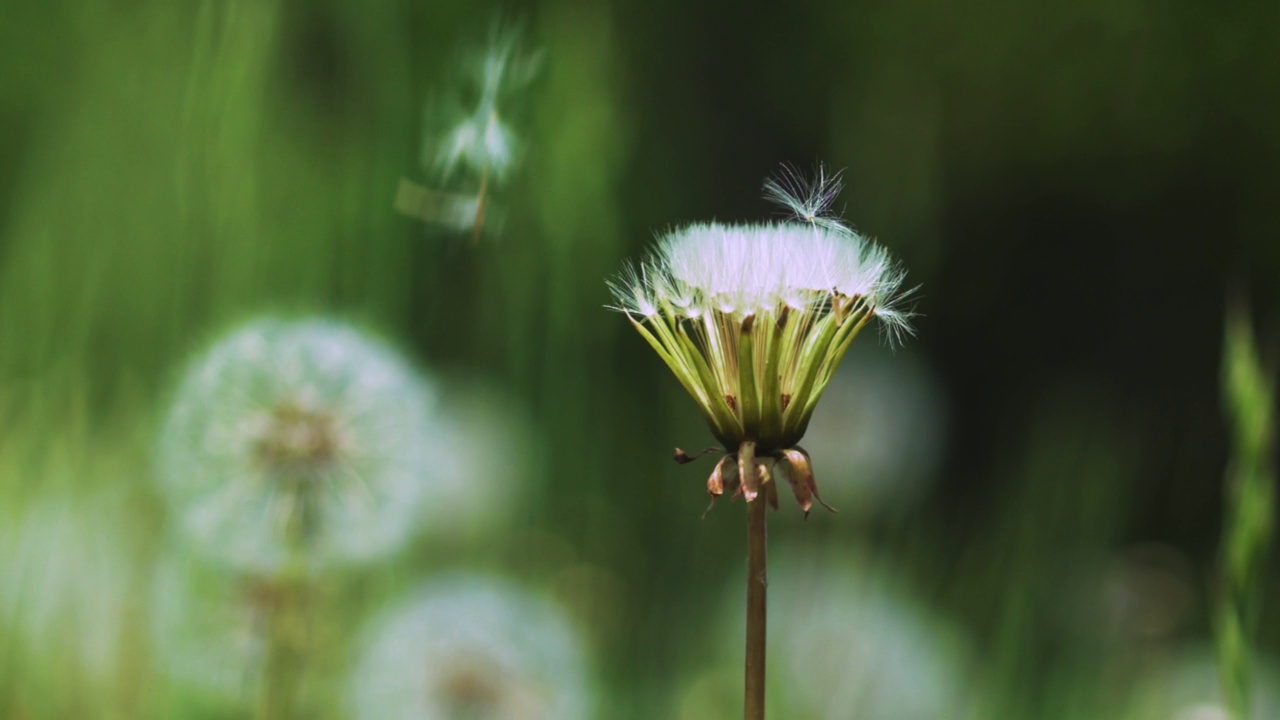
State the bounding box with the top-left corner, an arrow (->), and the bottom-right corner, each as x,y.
348,574 -> 592,720
608,166 -> 914,512
607,165 -> 914,718
155,316 -> 439,575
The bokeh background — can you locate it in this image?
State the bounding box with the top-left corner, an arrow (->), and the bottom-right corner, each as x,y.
0,0 -> 1277,718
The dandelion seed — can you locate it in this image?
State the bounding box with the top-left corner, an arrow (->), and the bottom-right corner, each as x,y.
348,574 -> 592,720
429,20 -> 541,185
762,163 -> 847,232
411,18 -> 543,241
155,317 -> 439,573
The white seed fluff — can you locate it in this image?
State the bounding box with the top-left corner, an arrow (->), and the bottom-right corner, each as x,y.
348,574 -> 592,720
155,317 -> 439,573
611,221 -> 913,341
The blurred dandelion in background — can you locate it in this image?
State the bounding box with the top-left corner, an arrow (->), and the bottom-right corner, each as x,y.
0,486 -> 139,696
678,546 -> 971,719
798,343 -> 946,516
760,550 -> 970,720
1096,543 -> 1197,643
428,378 -> 544,542
1126,648 -> 1280,719
149,549 -> 270,704
155,316 -> 439,574
397,17 -> 543,240
348,573 -> 592,720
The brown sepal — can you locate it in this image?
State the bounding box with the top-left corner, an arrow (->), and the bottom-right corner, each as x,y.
702,455 -> 735,517
777,447 -> 837,518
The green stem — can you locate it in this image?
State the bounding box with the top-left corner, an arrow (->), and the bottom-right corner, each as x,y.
257,578 -> 304,720
744,496 -> 768,720
258,497 -> 311,720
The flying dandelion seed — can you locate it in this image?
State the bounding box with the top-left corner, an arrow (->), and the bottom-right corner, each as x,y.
155,317 -> 439,574
403,18 -> 543,241
348,574 -> 592,720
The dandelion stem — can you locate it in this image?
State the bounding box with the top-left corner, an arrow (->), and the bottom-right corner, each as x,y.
257,576 -> 306,720
744,494 -> 768,720
259,514 -> 310,720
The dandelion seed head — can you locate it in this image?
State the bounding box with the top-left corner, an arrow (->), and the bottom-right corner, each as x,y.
349,574 -> 592,720
612,180 -> 911,336
156,317 -> 438,573
640,221 -> 908,323
606,165 -> 918,456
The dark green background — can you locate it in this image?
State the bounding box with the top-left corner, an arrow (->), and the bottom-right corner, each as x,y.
0,0 -> 1276,717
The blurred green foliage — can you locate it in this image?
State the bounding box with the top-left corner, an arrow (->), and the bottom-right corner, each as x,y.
0,0 -> 1277,718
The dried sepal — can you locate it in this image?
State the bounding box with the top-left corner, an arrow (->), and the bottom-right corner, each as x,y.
702,455 -> 736,517
777,447 -> 836,518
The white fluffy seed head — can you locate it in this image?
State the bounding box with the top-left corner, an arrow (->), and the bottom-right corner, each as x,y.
155,317 -> 439,573
607,166 -> 918,451
610,220 -> 913,340
348,574 -> 592,720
